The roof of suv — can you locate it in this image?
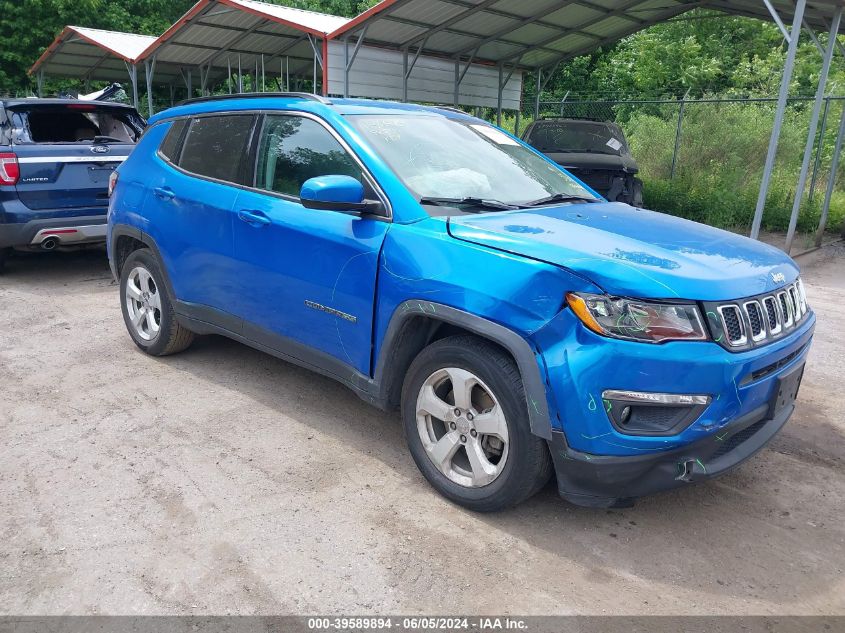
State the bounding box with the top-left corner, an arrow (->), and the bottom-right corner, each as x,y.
147,93 -> 472,125
1,98 -> 137,109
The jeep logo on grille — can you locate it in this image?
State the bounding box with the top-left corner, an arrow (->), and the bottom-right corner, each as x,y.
771,272 -> 786,284
91,145 -> 110,154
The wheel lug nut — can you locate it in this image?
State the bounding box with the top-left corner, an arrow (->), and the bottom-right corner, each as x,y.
454,408 -> 461,417
467,412 -> 474,421
470,429 -> 477,438
460,435 -> 467,443
450,422 -> 457,430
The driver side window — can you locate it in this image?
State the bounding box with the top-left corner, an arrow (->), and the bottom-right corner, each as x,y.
255,115 -> 362,198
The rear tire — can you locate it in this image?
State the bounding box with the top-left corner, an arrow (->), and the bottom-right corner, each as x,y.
0,248 -> 9,273
119,248 -> 194,356
401,335 -> 552,512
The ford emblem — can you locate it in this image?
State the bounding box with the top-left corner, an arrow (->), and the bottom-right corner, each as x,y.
91,145 -> 110,154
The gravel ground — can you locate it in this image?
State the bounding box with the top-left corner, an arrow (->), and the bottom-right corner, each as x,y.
0,244 -> 843,616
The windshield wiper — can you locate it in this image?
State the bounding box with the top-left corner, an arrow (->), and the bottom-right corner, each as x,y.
520,193 -> 601,208
418,196 -> 518,211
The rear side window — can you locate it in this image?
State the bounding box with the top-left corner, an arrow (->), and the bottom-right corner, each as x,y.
158,119 -> 187,162
255,115 -> 361,198
179,115 -> 254,184
10,105 -> 144,144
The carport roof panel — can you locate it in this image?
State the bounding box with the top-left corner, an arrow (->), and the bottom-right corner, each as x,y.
140,0 -> 351,64
330,0 -> 845,69
30,26 -> 157,78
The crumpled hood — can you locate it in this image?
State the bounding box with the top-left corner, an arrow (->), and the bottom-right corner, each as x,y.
447,202 -> 800,301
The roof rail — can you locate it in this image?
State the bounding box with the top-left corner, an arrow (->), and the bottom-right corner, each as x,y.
178,92 -> 332,106
433,104 -> 469,115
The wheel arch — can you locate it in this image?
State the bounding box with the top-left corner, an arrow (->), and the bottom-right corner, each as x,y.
374,301 -> 553,439
110,224 -> 177,301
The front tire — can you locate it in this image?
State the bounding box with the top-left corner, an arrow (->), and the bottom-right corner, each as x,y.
119,248 -> 194,356
402,335 -> 552,512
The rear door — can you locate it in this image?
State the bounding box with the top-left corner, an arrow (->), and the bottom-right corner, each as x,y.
148,113 -> 257,316
9,102 -> 142,215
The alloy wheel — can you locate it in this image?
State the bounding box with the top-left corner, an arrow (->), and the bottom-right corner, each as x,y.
415,367 -> 509,488
125,266 -> 162,341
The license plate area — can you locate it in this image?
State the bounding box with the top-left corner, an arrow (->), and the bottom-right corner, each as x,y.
768,362 -> 804,418
88,164 -> 116,184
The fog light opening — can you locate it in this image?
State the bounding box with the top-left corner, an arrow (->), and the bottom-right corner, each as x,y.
601,390 -> 711,436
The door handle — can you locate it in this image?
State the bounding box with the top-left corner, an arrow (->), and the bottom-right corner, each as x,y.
153,187 -> 175,200
238,209 -> 271,226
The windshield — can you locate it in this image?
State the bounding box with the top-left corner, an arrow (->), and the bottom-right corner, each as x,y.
347,114 -> 596,207
526,121 -> 630,156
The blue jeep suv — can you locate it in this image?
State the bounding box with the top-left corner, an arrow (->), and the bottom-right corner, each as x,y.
107,93 -> 814,511
0,99 -> 143,270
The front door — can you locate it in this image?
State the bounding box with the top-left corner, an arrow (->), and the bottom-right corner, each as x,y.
232,114 -> 390,376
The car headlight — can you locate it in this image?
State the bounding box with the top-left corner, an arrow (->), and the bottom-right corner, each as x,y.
566,292 -> 709,343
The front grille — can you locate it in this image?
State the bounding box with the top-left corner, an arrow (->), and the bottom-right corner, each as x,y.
709,280 -> 808,350
712,419 -> 767,459
763,296 -> 780,334
744,301 -> 765,341
718,305 -> 746,345
779,291 -> 793,327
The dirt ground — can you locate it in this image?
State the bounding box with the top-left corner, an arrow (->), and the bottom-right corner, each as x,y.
0,243 -> 843,616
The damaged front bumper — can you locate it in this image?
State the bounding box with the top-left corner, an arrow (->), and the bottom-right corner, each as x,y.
549,360 -> 803,508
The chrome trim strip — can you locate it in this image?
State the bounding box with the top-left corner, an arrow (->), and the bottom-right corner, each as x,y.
797,279 -> 808,315
602,390 -> 711,406
17,156 -> 128,164
743,300 -> 767,342
717,304 -> 747,346
29,224 -> 107,245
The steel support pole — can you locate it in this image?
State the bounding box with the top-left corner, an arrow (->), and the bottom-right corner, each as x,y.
670,89 -> 690,180
533,68 -> 541,121
497,64 -> 503,127
785,7 -> 841,253
809,96 -> 831,202
237,56 -> 242,93
751,0 -> 807,240
37,70 -> 44,97
403,49 -> 409,102
454,60 -> 460,106
126,63 -> 139,110
228,58 -> 232,94
144,57 -> 156,117
816,103 -> 845,245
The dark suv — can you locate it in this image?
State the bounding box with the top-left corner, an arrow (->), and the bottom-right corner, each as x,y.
0,99 -> 144,270
522,118 -> 643,206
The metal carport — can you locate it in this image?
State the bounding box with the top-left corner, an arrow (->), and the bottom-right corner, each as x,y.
136,0 -> 350,112
328,0 -> 845,251
28,26 -> 166,110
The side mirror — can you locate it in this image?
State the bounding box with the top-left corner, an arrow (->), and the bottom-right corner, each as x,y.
299,175 -> 381,214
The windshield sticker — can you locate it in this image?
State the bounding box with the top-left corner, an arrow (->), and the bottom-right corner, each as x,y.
606,137 -> 623,151
470,124 -> 520,146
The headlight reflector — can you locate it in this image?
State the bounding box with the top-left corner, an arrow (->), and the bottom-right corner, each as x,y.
566,292 -> 708,343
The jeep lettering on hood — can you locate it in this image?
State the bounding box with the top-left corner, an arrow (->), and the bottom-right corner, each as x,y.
447,201 -> 799,301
